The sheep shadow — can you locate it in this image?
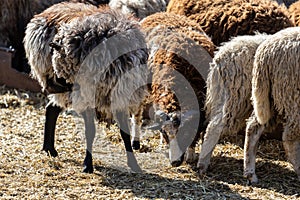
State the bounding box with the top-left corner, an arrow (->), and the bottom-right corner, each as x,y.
93,165 -> 247,200
206,155 -> 300,197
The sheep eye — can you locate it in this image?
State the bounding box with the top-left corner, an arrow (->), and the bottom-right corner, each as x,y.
172,118 -> 180,127
161,130 -> 169,144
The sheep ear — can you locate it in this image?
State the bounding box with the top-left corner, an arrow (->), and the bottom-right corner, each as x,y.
144,110 -> 168,130
144,122 -> 162,130
181,110 -> 200,125
155,110 -> 169,121
49,42 -> 62,51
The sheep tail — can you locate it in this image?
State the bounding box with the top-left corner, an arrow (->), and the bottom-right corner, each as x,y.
252,49 -> 272,125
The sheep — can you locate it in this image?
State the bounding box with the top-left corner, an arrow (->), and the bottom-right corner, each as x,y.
197,34 -> 270,175
289,0 -> 300,26
244,27 -> 300,184
167,0 -> 294,46
24,2 -> 148,173
140,12 -> 215,57
138,12 -> 215,166
0,0 -> 109,73
109,0 -> 170,19
129,12 -> 215,152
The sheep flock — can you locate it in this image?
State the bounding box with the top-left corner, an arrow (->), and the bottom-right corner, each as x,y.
1,0 -> 300,197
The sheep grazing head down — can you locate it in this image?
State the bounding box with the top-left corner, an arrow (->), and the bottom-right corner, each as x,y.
150,110 -> 200,167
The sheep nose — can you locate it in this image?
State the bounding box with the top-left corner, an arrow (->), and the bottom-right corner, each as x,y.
171,159 -> 184,167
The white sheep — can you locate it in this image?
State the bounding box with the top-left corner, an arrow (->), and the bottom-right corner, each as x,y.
197,34 -> 270,175
24,2 -> 148,173
244,26 -> 300,184
109,0 -> 169,19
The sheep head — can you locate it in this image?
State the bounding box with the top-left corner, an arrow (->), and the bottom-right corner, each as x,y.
148,110 -> 200,167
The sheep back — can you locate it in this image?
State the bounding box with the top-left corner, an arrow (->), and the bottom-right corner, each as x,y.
167,0 -> 243,17
167,0 -> 294,46
109,0 -> 169,19
51,8 -> 149,113
140,12 -> 215,57
252,27 -> 300,127
144,25 -> 207,114
24,2 -> 99,90
206,34 -> 269,130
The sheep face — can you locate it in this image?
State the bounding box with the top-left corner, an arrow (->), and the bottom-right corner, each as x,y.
160,112 -> 184,167
152,110 -> 200,167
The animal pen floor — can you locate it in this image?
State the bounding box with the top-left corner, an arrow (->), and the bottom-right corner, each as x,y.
0,86 -> 299,199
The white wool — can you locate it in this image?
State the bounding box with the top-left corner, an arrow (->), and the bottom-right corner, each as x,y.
109,0 -> 169,19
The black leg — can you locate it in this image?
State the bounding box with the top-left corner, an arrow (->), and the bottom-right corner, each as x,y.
81,108 -> 96,173
116,111 -> 142,172
42,104 -> 62,157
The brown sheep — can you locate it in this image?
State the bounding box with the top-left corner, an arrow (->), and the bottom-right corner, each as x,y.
289,0 -> 300,26
138,12 -> 214,166
167,0 -> 294,46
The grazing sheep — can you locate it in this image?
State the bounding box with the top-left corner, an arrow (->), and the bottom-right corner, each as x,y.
24,2 -> 148,173
197,34 -> 270,175
167,0 -> 294,46
129,12 -> 215,151
109,0 -> 169,19
0,0 -> 109,73
138,12 -> 214,166
244,27 -> 300,184
289,0 -> 300,26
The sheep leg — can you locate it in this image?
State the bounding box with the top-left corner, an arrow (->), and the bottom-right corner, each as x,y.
81,108 -> 96,173
243,115 -> 265,185
42,104 -> 62,157
197,115 -> 224,175
185,131 -> 201,164
131,112 -> 142,150
46,77 -> 73,94
282,125 -> 300,180
116,111 -> 142,172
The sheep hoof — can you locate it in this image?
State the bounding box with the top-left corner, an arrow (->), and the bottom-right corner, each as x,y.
126,151 -> 142,173
244,172 -> 259,185
197,163 -> 208,176
83,165 -> 94,173
132,140 -> 140,150
185,152 -> 198,164
43,148 -> 58,157
83,150 -> 93,173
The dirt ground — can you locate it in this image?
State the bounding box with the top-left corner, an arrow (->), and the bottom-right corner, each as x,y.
0,87 -> 299,199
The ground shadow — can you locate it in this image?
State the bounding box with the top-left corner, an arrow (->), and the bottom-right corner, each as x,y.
94,165 -> 247,200
207,155 -> 300,197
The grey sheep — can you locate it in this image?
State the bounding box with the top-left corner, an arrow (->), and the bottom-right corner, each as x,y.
24,2 -> 148,173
